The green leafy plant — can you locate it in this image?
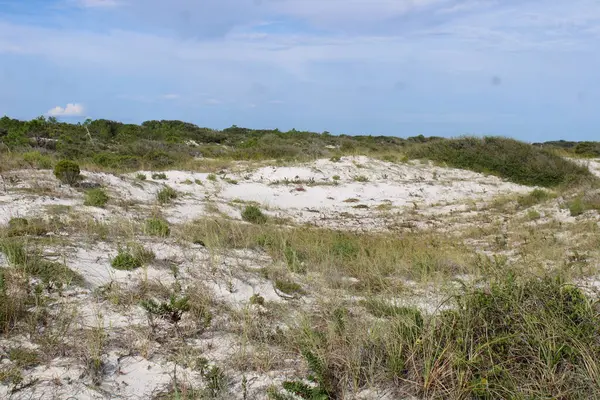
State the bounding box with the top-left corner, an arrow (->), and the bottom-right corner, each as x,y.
136,173 -> 147,180
207,173 -> 217,182
53,159 -> 81,185
241,205 -> 267,224
152,172 -> 168,180
140,294 -> 190,324
145,217 -> 171,237
84,188 -> 109,208
111,248 -> 142,271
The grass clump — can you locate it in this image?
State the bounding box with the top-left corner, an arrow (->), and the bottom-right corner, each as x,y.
407,136 -> 593,187
136,173 -> 147,180
353,175 -> 369,183
273,274 -> 600,399
84,188 -> 109,208
567,193 -> 600,216
0,239 -> 83,286
53,159 -> 81,185
7,217 -> 47,237
241,205 -> 267,224
152,172 -> 168,180
157,185 -> 177,204
517,188 -> 552,208
145,217 -> 171,237
274,279 -> 304,296
207,173 -> 217,182
111,248 -> 142,271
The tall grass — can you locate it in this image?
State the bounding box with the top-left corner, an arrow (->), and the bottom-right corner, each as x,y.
272,273 -> 600,399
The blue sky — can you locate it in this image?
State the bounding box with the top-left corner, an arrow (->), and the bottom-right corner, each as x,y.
0,0 -> 598,141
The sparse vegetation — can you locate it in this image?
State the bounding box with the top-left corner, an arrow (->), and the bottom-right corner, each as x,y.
136,173 -> 147,180
157,185 -> 178,204
353,175 -> 369,183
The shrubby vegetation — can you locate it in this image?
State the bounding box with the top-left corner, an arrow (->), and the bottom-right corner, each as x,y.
271,273 -> 600,399
407,137 -> 593,187
53,159 -> 81,185
2,116 -> 597,189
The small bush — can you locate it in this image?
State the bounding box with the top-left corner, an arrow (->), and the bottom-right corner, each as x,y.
241,205 -> 267,224
22,151 -> 53,169
157,186 -> 177,204
84,188 -> 109,208
249,293 -> 265,306
141,294 -> 190,324
53,159 -> 81,185
207,173 -> 217,182
274,279 -> 304,296
330,156 -> 341,162
136,173 -> 147,180
332,175 -> 341,181
152,172 -> 168,180
111,249 -> 142,271
195,179 -> 203,185
353,175 -> 369,182
145,218 -> 171,237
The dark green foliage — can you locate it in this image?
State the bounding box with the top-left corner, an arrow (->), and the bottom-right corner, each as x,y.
53,159 -> 81,185
140,294 -> 190,324
145,217 -> 170,237
111,249 -> 142,271
241,205 -> 267,224
84,188 -> 109,208
274,279 -> 304,296
152,172 -> 168,180
407,137 -> 592,187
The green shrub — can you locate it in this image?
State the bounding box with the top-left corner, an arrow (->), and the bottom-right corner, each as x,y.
567,193 -> 600,216
111,249 -> 142,271
53,159 -> 81,185
157,186 -> 177,204
22,151 -> 53,169
353,175 -> 369,182
145,218 -> 171,237
241,205 -> 267,224
152,172 -> 168,180
332,175 -> 340,181
407,137 -> 593,187
207,173 -> 217,182
274,279 -> 304,296
84,188 -> 109,208
136,173 -> 147,180
527,209 -> 541,220
140,294 -> 190,324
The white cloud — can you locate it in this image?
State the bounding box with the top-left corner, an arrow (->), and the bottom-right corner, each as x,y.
162,94 -> 180,100
47,103 -> 85,117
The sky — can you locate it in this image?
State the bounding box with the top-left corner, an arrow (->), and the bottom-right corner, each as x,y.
0,0 -> 598,141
